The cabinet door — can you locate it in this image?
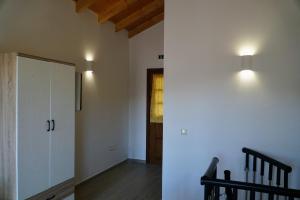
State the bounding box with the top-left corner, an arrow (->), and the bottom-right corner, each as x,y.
50,64 -> 75,186
17,57 -> 51,199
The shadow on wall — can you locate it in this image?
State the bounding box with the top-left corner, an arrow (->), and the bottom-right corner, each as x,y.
295,0 -> 300,9
0,0 -> 4,10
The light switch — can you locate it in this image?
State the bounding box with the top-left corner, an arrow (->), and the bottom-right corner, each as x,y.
181,128 -> 188,135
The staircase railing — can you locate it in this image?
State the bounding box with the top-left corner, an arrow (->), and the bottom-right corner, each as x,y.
242,147 -> 292,200
201,148 -> 300,200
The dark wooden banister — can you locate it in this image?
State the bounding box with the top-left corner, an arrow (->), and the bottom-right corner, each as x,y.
202,157 -> 219,179
242,147 -> 292,173
201,178 -> 300,198
201,152 -> 300,200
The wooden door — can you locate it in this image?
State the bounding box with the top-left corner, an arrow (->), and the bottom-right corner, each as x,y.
50,63 -> 75,186
147,68 -> 163,165
17,57 -> 51,199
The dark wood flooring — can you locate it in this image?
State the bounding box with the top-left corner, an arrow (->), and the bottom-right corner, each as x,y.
75,160 -> 162,200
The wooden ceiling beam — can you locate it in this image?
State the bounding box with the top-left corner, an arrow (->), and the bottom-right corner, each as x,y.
98,0 -> 138,24
76,0 -> 99,12
115,0 -> 163,32
128,12 -> 163,38
73,0 -> 164,38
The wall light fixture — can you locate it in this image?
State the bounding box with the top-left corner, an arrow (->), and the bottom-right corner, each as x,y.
238,55 -> 256,82
86,60 -> 94,73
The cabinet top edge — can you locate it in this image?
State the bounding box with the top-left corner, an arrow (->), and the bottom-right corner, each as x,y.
5,52 -> 76,67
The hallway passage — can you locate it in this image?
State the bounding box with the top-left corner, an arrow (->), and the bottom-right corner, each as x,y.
75,160 -> 162,200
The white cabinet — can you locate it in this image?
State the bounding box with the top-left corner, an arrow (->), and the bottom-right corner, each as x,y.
18,56 -> 52,199
50,63 -> 75,187
0,53 -> 75,200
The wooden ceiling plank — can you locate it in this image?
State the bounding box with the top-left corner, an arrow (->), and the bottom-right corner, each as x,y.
76,0 -> 99,12
128,12 -> 164,38
125,6 -> 163,30
115,0 -> 163,32
98,0 -> 139,24
98,0 -> 127,23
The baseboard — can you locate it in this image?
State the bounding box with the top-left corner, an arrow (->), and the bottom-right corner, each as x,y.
76,159 -> 128,186
28,178 -> 74,200
127,159 -> 146,164
76,158 -> 148,186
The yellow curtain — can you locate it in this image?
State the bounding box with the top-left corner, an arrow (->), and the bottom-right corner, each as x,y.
150,74 -> 164,123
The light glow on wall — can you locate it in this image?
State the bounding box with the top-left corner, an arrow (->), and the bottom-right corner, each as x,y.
85,71 -> 94,80
238,69 -> 256,82
85,53 -> 94,62
239,46 -> 256,56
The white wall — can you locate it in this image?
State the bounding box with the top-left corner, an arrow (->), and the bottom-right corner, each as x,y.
163,0 -> 300,199
128,22 -> 164,160
0,0 -> 129,183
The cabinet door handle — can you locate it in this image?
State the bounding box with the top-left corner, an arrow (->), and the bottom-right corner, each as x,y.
51,120 -> 55,131
47,120 -> 50,132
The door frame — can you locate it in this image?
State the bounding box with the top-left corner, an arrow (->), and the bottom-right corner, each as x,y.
146,68 -> 164,164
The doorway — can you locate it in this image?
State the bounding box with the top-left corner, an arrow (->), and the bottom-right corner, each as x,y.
146,68 -> 164,165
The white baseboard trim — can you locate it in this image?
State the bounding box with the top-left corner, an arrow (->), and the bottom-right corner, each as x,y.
127,159 -> 146,164
76,158 -> 128,186
76,158 -> 148,186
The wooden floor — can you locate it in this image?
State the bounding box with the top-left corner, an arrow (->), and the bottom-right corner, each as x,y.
75,160 -> 162,200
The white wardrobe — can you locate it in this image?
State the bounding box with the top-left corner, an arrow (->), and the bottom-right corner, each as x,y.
0,53 -> 75,200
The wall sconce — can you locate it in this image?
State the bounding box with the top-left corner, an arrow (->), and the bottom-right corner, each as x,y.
238,55 -> 256,82
86,60 -> 94,73
241,55 -> 253,69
